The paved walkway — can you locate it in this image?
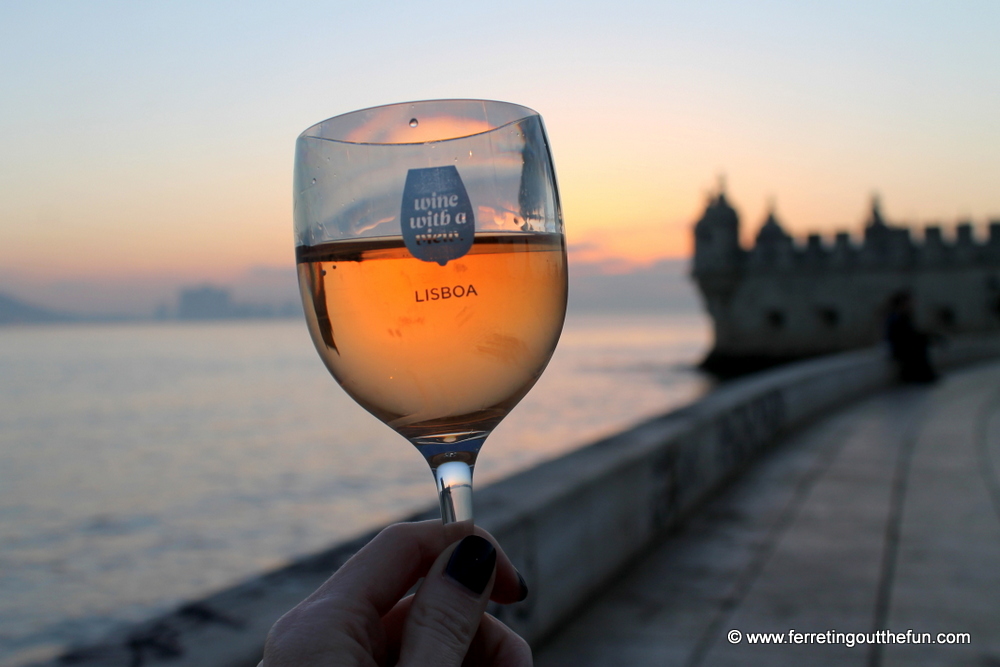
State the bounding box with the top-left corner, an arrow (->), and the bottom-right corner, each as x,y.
536,360 -> 1000,666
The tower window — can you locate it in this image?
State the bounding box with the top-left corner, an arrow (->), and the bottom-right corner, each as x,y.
937,306 -> 956,328
818,307 -> 839,329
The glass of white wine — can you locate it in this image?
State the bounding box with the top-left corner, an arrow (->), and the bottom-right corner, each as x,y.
294,100 -> 567,524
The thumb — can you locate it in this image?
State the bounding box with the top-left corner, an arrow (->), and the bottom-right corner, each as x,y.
397,534 -> 497,667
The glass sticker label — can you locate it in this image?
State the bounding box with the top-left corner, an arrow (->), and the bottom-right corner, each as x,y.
400,166 -> 475,265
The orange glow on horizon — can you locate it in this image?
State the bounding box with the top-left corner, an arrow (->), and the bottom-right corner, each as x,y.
567,219 -> 692,273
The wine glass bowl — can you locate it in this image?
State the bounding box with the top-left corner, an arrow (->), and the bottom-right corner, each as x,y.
294,100 -> 566,523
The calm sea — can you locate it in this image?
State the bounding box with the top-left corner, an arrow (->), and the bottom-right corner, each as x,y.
0,312 -> 711,665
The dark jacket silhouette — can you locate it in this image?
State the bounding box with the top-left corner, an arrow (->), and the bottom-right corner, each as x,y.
886,292 -> 937,383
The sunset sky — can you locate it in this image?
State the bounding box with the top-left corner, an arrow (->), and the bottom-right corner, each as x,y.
2,1 -> 999,313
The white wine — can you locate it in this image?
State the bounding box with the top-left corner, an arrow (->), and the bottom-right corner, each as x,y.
297,232 -> 567,441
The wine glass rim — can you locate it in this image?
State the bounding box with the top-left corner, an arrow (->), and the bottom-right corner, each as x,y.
297,98 -> 541,146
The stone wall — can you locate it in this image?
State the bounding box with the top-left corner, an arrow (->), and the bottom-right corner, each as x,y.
710,266 -> 1000,359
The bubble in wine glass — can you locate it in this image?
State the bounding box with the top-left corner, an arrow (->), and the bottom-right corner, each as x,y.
409,118 -> 418,127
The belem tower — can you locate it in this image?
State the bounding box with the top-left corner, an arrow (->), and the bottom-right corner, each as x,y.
691,188 -> 1000,375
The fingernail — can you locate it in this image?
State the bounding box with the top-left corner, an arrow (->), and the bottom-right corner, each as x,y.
516,570 -> 529,602
445,535 -> 496,595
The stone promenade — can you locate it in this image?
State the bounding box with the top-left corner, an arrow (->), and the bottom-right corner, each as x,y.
536,360 -> 1000,666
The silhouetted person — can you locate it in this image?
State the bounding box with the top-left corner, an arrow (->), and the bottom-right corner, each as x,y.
885,291 -> 937,383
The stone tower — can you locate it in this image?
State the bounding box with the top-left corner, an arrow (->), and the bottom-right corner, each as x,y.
692,187 -> 744,360
693,188 -> 741,276
691,190 -> 1000,376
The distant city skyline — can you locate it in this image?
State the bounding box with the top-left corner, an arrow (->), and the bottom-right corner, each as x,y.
2,1 -> 998,308
0,257 -> 702,320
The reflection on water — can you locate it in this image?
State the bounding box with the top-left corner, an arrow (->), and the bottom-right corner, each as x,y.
0,313 -> 710,664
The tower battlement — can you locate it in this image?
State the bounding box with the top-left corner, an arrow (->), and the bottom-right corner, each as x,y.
695,194 -> 1000,275
692,190 -> 1000,376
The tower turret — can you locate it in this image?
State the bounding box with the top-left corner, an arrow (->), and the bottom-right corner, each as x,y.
693,189 -> 742,275
860,195 -> 913,267
750,206 -> 794,270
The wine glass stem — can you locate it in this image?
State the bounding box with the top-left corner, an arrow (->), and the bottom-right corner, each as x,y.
435,460 -> 474,524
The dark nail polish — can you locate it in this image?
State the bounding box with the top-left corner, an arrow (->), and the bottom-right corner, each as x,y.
445,535 -> 496,595
516,571 -> 529,602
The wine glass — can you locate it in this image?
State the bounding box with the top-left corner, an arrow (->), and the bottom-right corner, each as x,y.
293,100 -> 567,525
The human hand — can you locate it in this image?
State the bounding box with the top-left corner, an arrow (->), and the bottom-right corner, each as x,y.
261,521 -> 531,666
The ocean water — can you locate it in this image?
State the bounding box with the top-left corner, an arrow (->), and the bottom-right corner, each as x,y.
0,312 -> 711,665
